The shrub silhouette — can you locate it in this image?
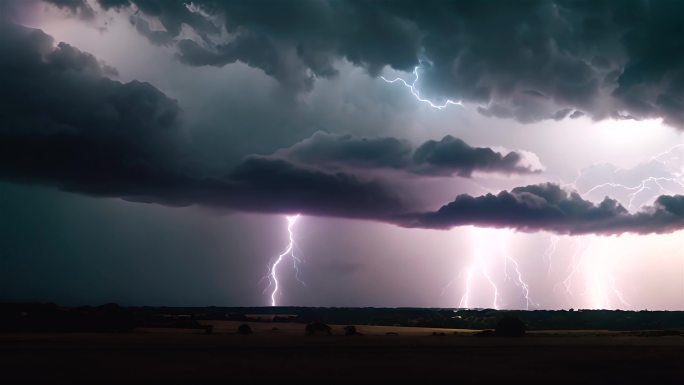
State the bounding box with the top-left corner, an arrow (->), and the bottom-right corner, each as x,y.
237,324 -> 253,335
344,325 -> 361,336
495,316 -> 526,337
474,329 -> 496,337
305,322 -> 332,335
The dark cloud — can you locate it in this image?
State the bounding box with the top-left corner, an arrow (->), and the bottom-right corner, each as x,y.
2,20 -> 682,236
44,0 -> 96,19
401,183 -> 684,235
0,21 -> 405,219
222,156 -> 406,218
74,0 -> 684,128
0,20 -> 181,199
412,135 -> 541,177
275,132 -> 541,176
93,0 -> 423,93
130,16 -> 174,46
276,131 -> 413,169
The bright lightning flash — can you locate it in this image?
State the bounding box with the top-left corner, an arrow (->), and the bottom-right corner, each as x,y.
457,227 -> 537,310
381,60 -> 682,310
459,228 -> 500,309
555,143 -> 684,309
267,214 -> 301,307
381,63 -> 463,110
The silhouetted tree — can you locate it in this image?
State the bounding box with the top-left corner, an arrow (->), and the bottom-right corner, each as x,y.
237,324 -> 253,335
344,325 -> 361,336
305,322 -> 332,335
495,316 -> 526,337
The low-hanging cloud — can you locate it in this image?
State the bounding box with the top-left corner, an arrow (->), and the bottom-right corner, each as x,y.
401,183 -> 684,235
274,131 -> 542,176
412,136 -> 542,177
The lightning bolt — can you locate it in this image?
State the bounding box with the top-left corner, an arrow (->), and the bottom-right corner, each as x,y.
459,258 -> 500,310
543,235 -> 560,274
652,143 -> 684,177
548,215 -> 632,309
569,143 -> 684,209
383,57 -> 683,311
381,62 -> 463,110
503,251 -> 537,310
459,227 -> 497,309
582,176 -> 684,210
552,142 -> 684,309
458,227 -> 539,310
266,214 -> 301,307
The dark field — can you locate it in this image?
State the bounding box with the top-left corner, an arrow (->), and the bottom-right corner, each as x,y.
2,322 -> 684,384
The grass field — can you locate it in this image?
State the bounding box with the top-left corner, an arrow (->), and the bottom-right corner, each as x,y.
2,321 -> 683,384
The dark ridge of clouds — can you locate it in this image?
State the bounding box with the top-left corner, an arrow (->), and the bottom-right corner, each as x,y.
49,0 -> 684,128
0,20 -> 407,220
176,33 -> 318,92
401,183 -> 684,235
2,20 -> 683,235
412,135 -> 541,177
275,132 -> 542,176
0,20 -> 180,196
276,131 -> 413,170
223,156 -> 407,218
130,16 -> 174,46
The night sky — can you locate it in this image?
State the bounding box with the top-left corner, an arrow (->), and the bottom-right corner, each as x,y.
1,0 -> 683,310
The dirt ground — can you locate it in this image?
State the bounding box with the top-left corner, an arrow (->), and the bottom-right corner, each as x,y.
1,321 -> 683,384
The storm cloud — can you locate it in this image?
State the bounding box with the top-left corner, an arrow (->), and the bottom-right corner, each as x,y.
412,136 -> 542,177
40,0 -> 684,128
0,19 -> 181,198
402,183 -> 684,235
0,20 -> 405,218
2,19 -> 683,236
274,131 -> 541,176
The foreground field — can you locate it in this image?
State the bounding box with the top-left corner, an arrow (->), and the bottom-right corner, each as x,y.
1,322 -> 683,384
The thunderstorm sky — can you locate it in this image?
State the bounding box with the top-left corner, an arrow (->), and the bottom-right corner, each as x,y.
0,0 -> 683,310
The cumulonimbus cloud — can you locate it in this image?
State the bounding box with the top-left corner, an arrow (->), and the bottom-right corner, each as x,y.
44,0 -> 684,129
2,20 -> 683,235
0,20 -> 405,219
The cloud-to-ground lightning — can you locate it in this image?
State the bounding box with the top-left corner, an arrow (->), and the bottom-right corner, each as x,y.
447,142 -> 684,310
457,227 -> 537,310
579,144 -> 681,309
387,56 -> 682,311
266,214 -> 301,306
533,142 -> 683,309
543,235 -> 560,274
381,62 -> 463,110
458,231 -> 500,309
554,236 -> 632,309
502,239 -> 538,310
